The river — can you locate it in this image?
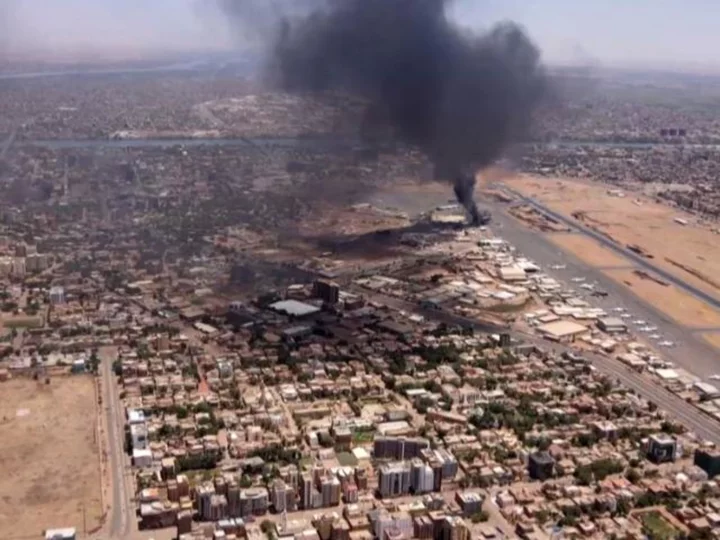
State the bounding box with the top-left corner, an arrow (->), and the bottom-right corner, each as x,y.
11,136 -> 720,152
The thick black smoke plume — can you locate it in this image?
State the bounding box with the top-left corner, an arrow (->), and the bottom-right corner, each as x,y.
222,0 -> 547,224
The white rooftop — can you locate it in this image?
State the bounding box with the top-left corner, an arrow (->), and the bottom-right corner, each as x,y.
270,299 -> 321,317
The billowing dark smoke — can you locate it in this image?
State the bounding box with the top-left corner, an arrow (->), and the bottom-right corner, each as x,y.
221,0 -> 547,224
454,171 -> 485,226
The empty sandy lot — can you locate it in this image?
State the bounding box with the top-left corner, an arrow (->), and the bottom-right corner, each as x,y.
547,232 -> 631,268
505,176 -> 720,301
702,333 -> 720,353
604,269 -> 720,328
0,376 -> 102,538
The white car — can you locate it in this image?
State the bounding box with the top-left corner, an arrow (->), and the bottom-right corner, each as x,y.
660,341 -> 675,347
649,334 -> 661,340
640,326 -> 652,332
646,326 -> 658,332
613,307 -> 625,312
580,283 -> 594,290
571,277 -> 585,283
709,374 -> 720,381
633,320 -> 646,325
550,264 -> 566,270
621,313 -> 632,319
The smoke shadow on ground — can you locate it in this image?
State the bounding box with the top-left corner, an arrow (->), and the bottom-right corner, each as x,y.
303,221 -> 470,259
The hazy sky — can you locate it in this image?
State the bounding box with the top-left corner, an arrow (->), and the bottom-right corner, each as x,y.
0,0 -> 717,71
459,0 -> 720,71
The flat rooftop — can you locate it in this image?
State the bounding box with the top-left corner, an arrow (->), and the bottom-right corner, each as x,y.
269,299 -> 321,317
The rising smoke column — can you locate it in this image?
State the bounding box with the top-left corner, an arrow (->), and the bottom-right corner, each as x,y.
222,0 -> 547,224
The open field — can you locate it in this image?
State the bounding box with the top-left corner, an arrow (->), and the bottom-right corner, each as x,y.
504,176 -> 720,301
0,376 -> 103,539
547,232 -> 631,268
701,332 -> 720,353
604,269 -> 720,328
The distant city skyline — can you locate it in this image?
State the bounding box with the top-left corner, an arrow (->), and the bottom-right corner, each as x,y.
0,0 -> 718,73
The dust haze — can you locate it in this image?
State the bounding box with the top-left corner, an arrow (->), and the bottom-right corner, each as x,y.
0,0 -> 236,64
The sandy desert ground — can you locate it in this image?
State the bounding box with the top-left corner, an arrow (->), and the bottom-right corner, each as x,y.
0,376 -> 103,539
505,176 -> 720,302
604,269 -> 720,328
547,232 -> 631,268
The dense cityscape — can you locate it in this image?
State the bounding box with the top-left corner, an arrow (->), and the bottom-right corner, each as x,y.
4,16 -> 720,540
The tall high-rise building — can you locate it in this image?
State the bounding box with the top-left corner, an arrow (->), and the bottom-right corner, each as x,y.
271,480 -> 294,513
227,479 -> 241,518
378,462 -> 412,498
208,494 -> 228,521
321,477 -> 341,507
313,279 -> 340,305
239,487 -> 269,517
49,286 -> 65,305
410,460 -> 435,494
300,472 -> 314,510
374,436 -> 430,461
441,517 -> 469,540
413,516 -> 434,539
196,483 -> 215,521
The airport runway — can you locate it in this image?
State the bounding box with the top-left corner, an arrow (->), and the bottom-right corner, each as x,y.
361,187 -> 720,440
484,191 -> 720,380
501,185 -> 720,313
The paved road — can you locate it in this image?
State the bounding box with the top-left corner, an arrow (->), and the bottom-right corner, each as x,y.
0,129 -> 16,160
101,347 -> 133,538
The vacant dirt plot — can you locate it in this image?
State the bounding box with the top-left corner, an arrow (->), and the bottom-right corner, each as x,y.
605,269 -> 720,328
0,376 -> 102,538
702,333 -> 720,352
505,176 -> 720,301
547,232 -> 631,268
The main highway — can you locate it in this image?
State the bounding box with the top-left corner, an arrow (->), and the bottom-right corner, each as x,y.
100,346 -> 135,539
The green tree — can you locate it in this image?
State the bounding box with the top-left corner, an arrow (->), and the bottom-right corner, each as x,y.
240,475 -> 253,488
626,468 -> 642,484
260,519 -> 275,535
575,466 -> 593,486
471,510 -> 489,524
